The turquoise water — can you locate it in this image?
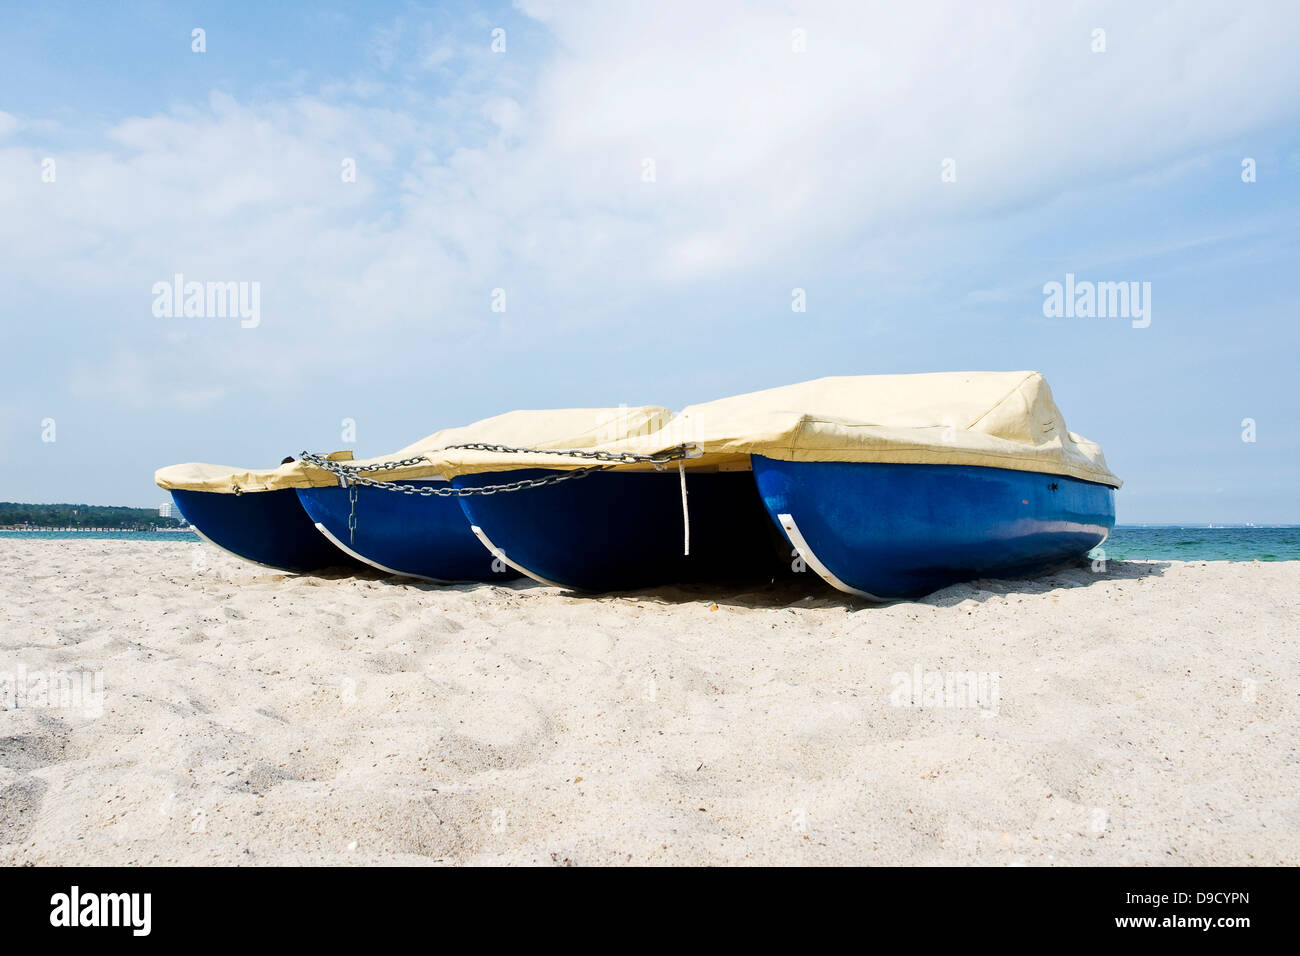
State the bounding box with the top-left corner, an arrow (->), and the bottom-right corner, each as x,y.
0,530 -> 201,542
1097,526 -> 1300,562
2,526 -> 1297,560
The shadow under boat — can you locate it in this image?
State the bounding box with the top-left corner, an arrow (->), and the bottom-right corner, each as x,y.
168,487 -> 363,574
452,467 -> 792,592
294,480 -> 521,584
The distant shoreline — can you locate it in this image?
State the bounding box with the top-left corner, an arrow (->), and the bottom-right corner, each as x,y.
0,527 -> 193,532
0,501 -> 189,533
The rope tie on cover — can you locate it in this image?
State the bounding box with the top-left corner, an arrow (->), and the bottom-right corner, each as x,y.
678,457 -> 690,556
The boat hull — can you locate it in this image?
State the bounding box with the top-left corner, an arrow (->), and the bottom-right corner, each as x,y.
294,481 -> 517,583
750,457 -> 1115,600
169,488 -> 361,573
452,468 -> 789,592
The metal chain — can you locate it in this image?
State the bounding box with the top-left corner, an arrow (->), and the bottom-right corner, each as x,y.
347,484 -> 358,544
443,442 -> 697,467
290,443 -> 695,554
294,443 -> 695,496
298,443 -> 694,475
297,450 -> 608,496
310,454 -> 430,474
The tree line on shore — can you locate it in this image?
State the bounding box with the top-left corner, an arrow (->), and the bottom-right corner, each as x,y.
0,502 -> 188,530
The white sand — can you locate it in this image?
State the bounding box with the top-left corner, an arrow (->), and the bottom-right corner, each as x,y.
1,539 -> 1295,865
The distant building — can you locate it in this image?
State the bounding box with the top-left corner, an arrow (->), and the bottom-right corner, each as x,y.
159,501 -> 174,519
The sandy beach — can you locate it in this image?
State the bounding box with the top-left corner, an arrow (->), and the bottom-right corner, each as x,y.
1,539 -> 1295,866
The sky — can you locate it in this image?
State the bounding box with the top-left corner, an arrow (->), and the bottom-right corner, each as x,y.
0,0 -> 1297,523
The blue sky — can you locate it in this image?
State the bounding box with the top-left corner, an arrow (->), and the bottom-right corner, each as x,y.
1,0 -> 1298,523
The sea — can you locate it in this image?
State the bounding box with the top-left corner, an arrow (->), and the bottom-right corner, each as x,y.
2,526 -> 1298,561
1096,526 -> 1300,562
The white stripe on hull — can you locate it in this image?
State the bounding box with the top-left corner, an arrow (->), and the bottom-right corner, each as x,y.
469,525 -> 569,589
778,512 -> 885,602
312,522 -> 453,584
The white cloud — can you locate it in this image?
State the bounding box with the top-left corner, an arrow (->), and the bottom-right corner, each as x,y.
510,0 -> 1300,279
4,0 -> 1300,412
368,17 -> 405,71
512,0 -> 556,22
482,97 -> 524,138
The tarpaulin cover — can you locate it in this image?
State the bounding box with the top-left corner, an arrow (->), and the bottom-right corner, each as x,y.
154,405 -> 674,494
417,372 -> 1121,487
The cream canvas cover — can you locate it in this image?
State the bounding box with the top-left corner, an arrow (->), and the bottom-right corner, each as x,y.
418,372 -> 1120,487
155,405 -> 674,494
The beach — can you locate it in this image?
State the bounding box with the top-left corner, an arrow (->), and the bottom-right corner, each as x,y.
1,539 -> 1295,866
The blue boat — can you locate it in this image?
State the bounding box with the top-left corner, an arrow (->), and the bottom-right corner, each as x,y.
168,488 -> 362,574
452,468 -> 789,592
289,405 -> 678,583
750,457 -> 1116,600
158,374 -> 1119,596
295,480 -> 519,583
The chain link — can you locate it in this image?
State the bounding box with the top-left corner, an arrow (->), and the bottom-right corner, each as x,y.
297,450 -> 608,496
315,454 -> 430,473
442,442 -> 696,467
294,442 -> 695,496
347,484 -> 358,544
294,442 -> 693,554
